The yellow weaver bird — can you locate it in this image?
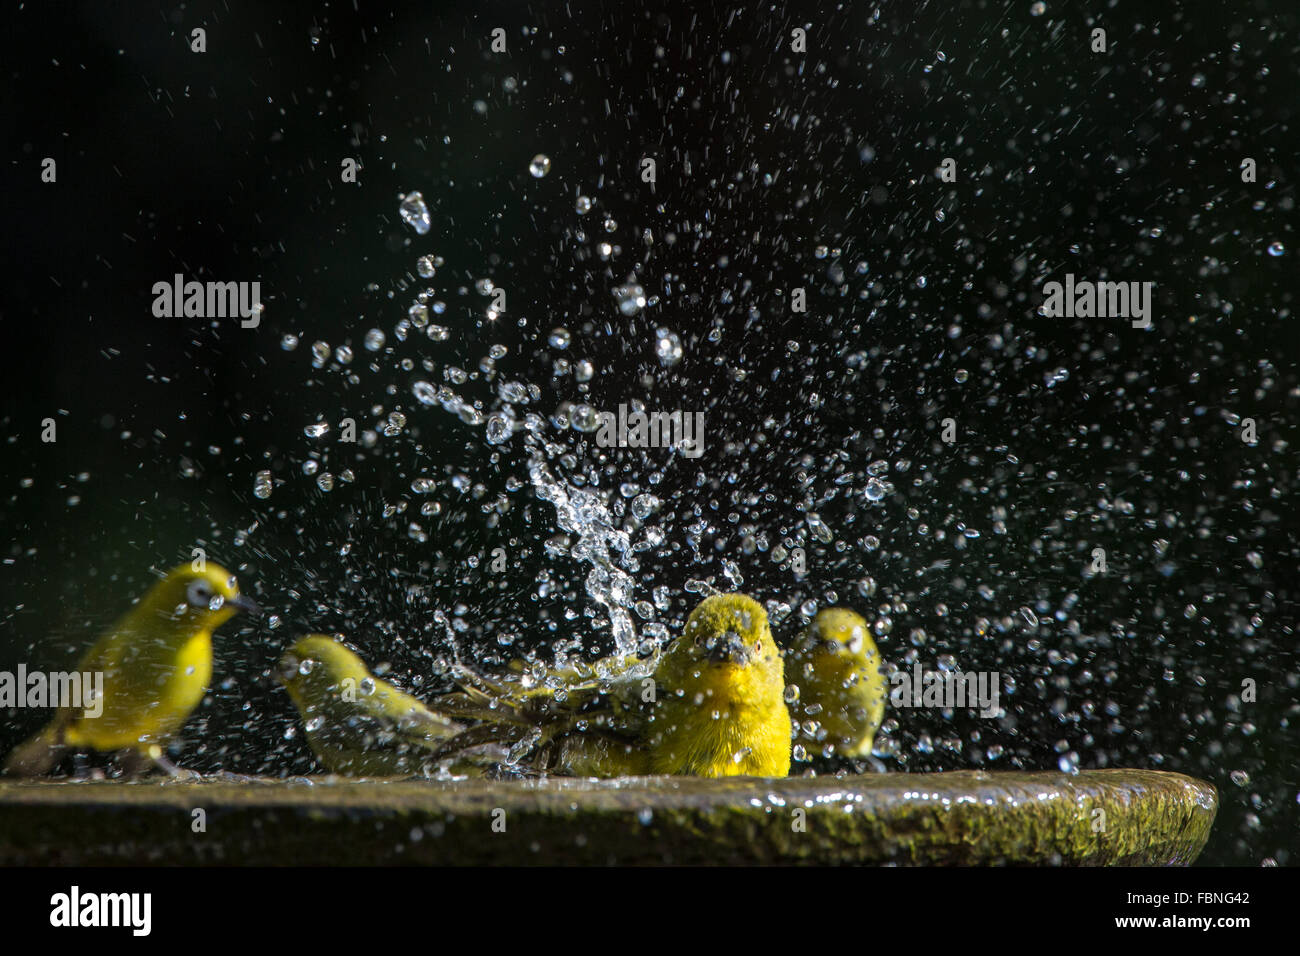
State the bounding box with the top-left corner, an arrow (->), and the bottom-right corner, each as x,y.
278,635 -> 494,777
787,608 -> 885,760
433,593 -> 792,778
3,563 -> 258,776
645,592 -> 791,776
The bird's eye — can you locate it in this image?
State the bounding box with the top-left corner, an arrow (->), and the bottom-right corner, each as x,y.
186,580 -> 214,608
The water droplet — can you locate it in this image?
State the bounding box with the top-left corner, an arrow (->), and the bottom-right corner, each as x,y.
252,470 -> 273,499
416,255 -> 437,278
654,327 -> 683,366
575,195 -> 593,214
805,513 -> 834,543
303,422 -> 329,438
571,405 -> 600,432
1267,241 -> 1284,257
498,381 -> 528,404
528,154 -> 551,178
613,283 -> 646,316
399,191 -> 431,235
364,329 -> 386,351
631,493 -> 660,520
280,334 -> 299,351
1030,1 -> 1046,15
1045,367 -> 1070,388
549,327 -> 571,349
486,413 -> 512,444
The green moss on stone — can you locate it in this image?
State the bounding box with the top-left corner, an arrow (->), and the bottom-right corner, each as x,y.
0,769 -> 1216,865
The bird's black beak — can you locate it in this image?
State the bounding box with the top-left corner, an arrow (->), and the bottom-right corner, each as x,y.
230,594 -> 262,616
708,631 -> 752,665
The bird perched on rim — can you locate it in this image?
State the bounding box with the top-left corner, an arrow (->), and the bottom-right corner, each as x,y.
786,607 -> 885,761
3,563 -> 258,777
432,592 -> 792,778
278,635 -> 494,777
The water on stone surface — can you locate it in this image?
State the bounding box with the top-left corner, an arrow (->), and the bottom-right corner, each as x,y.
0,3 -> 1295,867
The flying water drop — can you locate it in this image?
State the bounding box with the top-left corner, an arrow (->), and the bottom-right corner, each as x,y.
399,191 -> 431,235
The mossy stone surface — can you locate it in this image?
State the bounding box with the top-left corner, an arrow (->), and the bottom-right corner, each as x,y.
0,769 -> 1216,865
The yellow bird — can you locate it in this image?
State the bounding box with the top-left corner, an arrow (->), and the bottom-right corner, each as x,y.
278,635 -> 488,777
646,593 -> 791,777
434,593 -> 792,779
3,563 -> 258,776
787,608 -> 886,760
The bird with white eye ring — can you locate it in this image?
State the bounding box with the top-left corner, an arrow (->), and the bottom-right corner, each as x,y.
3,563 -> 259,777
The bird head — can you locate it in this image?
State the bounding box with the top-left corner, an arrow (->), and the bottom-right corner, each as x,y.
148,563 -> 259,630
277,635 -> 370,707
663,593 -> 784,702
801,608 -> 872,659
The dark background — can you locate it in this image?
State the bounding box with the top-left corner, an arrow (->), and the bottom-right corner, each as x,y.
1,1 -> 1296,866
